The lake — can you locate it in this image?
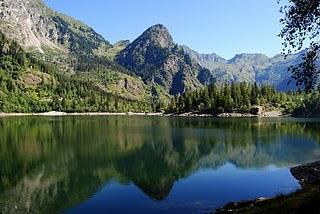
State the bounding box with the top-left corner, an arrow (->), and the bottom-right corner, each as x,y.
1,116 -> 320,214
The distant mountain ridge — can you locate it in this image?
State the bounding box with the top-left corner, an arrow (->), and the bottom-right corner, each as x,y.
182,46 -> 302,91
182,45 -> 227,70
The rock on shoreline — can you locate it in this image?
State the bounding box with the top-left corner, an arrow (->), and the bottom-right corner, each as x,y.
291,161 -> 320,186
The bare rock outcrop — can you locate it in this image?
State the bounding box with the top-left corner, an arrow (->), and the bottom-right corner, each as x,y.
291,161 -> 320,186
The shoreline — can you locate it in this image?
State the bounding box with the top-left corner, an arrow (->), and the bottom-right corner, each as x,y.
215,161 -> 320,213
0,111 -> 164,117
0,111 -> 286,118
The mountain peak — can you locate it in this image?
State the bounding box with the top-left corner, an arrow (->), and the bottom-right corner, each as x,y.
116,24 -> 204,95
140,24 -> 173,49
146,24 -> 169,33
116,24 -> 174,79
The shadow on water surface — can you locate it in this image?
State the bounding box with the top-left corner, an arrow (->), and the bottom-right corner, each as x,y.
0,116 -> 320,213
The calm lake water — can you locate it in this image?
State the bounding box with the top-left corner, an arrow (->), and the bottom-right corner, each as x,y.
1,116 -> 320,214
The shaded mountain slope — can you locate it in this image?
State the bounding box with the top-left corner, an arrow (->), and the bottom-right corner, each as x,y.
117,24 -> 209,95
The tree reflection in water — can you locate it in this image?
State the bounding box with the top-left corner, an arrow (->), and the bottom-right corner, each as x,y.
0,116 -> 320,213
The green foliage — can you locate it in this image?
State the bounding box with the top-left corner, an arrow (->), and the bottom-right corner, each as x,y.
279,0 -> 320,91
292,91 -> 320,117
289,43 -> 320,92
167,82 -> 303,114
279,0 -> 320,52
0,31 -> 151,113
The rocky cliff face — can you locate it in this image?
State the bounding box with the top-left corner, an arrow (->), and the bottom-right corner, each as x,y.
0,0 -> 110,52
1,0 -> 53,52
0,0 -> 112,71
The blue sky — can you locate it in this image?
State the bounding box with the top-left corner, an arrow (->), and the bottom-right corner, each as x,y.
44,0 -> 285,59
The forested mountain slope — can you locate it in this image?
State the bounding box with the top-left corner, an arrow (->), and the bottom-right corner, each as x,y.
0,0 -> 159,101
0,31 -> 151,112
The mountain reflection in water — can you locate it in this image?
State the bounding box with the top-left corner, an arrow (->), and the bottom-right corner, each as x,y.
1,116 -> 320,214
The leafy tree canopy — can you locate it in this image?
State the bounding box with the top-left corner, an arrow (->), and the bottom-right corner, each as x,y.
279,0 -> 320,92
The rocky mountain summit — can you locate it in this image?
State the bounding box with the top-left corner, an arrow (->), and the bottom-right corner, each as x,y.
117,24 -> 209,94
117,24 -> 175,79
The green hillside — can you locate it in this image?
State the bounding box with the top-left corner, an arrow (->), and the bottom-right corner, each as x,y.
0,32 -> 151,113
